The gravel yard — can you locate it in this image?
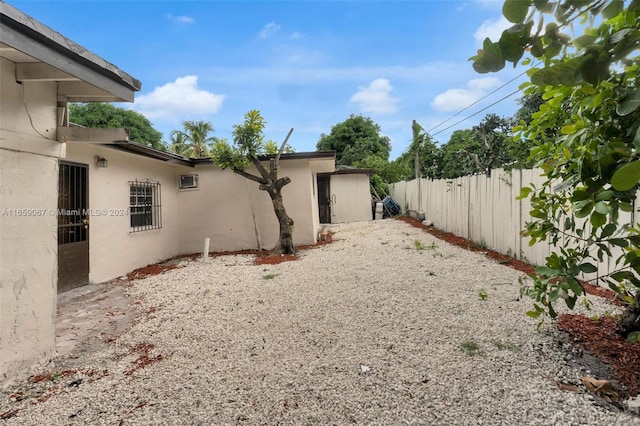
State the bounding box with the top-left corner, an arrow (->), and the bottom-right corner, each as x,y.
2,219 -> 638,425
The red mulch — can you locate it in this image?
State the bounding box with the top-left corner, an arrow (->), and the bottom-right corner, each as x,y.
558,314 -> 640,396
253,231 -> 334,265
396,216 -> 537,273
127,263 -> 179,281
124,343 -> 163,376
396,216 -> 639,397
254,253 -> 299,265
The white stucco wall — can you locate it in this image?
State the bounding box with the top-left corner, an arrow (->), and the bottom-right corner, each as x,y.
178,159 -> 317,255
64,143 -> 189,284
0,58 -> 60,381
330,174 -> 373,223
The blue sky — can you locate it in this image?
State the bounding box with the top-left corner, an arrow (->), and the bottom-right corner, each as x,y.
9,0 -> 527,160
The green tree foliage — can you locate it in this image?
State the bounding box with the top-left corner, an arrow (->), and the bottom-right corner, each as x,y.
471,113 -> 514,177
318,115 -> 394,197
472,0 -> 640,338
316,114 -> 391,165
514,93 -> 545,124
167,131 -> 191,157
354,154 -> 411,196
69,103 -> 164,150
509,93 -> 545,169
210,110 -> 296,255
440,129 -> 480,178
436,115 -> 515,179
169,120 -> 215,158
394,122 -> 443,180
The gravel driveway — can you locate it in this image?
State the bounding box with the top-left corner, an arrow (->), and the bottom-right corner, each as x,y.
3,219 -> 638,425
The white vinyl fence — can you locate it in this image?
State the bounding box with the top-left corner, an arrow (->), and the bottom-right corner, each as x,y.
389,168 -> 635,283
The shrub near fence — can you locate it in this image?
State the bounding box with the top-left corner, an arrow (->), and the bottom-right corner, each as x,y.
389,168 -> 634,284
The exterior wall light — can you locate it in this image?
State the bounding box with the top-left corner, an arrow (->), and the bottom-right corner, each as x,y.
94,156 -> 108,168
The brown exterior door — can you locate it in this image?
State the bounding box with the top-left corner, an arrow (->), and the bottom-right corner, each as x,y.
318,175 -> 331,224
57,161 -> 89,293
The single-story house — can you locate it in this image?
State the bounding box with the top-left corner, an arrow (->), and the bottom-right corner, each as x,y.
0,3 -> 374,383
61,142 -> 336,287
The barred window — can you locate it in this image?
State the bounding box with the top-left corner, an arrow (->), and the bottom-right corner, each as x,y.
129,180 -> 162,232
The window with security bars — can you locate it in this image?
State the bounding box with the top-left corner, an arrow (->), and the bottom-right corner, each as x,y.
129,180 -> 162,232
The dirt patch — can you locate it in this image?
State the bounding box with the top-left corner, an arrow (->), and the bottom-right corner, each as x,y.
396,216 -> 639,398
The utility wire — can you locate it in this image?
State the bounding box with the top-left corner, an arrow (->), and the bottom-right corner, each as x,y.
427,67 -> 531,134
431,88 -> 521,137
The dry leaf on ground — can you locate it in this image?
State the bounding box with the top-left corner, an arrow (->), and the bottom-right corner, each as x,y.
582,376 -> 619,402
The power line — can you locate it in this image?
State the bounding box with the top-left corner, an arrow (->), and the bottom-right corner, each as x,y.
431,88 -> 522,137
427,66 -> 533,134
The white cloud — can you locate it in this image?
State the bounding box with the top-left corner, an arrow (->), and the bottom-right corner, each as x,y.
474,16 -> 510,45
468,77 -> 502,90
350,78 -> 399,114
431,77 -> 501,112
165,14 -> 194,24
259,22 -> 281,38
289,32 -> 305,40
134,75 -> 225,119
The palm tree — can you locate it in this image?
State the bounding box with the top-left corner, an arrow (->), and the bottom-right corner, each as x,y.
169,120 -> 215,158
168,130 -> 191,157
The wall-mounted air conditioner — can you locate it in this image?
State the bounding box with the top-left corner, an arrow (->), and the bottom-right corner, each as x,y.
179,174 -> 199,189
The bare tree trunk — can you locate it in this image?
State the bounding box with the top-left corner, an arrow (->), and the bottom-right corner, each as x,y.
231,129 -> 296,255
268,187 -> 296,255
236,154 -> 296,255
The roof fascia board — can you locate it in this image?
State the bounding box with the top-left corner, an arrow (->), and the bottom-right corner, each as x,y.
257,151 -> 336,161
192,151 -> 336,165
57,126 -> 129,143
108,141 -> 194,167
319,169 -> 376,176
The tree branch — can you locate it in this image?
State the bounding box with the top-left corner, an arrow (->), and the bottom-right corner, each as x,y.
232,167 -> 268,185
275,176 -> 292,190
275,128 -> 294,165
250,156 -> 271,181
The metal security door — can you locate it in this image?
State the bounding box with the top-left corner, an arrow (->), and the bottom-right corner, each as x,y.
318,175 -> 331,224
57,161 -> 89,293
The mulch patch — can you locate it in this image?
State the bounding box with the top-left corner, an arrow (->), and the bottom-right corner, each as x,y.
124,343 -> 163,376
558,314 -> 640,397
396,215 -> 640,397
127,263 -> 179,281
253,230 -> 335,266
125,231 -> 337,271
254,253 -> 299,265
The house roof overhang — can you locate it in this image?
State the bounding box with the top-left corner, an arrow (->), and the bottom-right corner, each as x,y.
191,150 -> 337,173
0,2 -> 141,102
59,125 -> 193,167
63,131 -> 335,170
105,141 -> 194,167
319,166 -> 376,177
